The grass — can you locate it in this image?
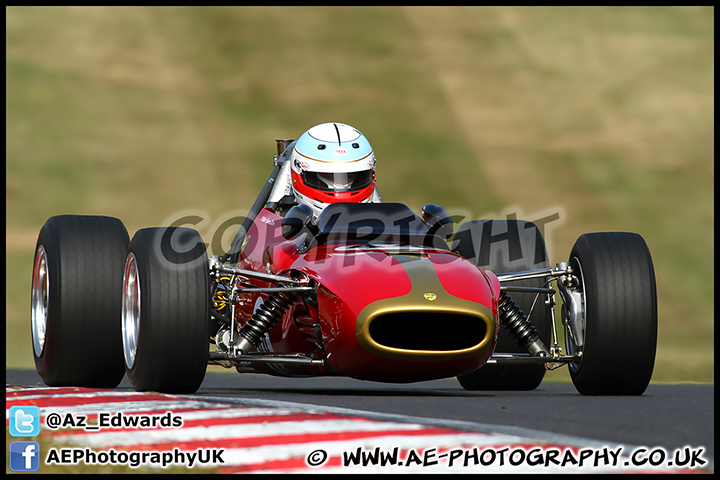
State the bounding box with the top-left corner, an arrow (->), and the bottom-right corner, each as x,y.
6,6 -> 714,384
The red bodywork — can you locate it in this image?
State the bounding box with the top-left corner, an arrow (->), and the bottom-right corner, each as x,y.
234,207 -> 500,383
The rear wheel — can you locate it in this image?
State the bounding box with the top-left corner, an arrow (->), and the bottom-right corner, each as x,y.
566,232 -> 657,395
452,219 -> 551,390
123,227 -> 210,393
32,215 -> 129,388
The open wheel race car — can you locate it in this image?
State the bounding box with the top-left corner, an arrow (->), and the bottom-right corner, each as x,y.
30,138 -> 658,396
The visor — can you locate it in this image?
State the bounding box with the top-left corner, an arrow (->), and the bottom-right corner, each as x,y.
303,170 -> 374,192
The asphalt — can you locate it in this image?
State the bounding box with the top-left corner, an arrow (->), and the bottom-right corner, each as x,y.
6,368 -> 714,461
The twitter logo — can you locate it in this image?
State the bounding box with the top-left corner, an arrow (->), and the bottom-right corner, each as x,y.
9,406 -> 41,437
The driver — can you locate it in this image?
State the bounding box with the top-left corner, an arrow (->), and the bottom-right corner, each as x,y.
286,122 -> 381,219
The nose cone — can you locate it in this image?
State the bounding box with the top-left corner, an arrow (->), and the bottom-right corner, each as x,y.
355,255 -> 496,360
314,251 -> 499,382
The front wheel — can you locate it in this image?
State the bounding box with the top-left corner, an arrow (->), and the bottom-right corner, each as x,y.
566,232 -> 657,395
32,215 -> 129,388
123,227 -> 210,393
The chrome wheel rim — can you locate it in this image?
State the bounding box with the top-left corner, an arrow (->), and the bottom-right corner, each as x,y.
121,253 -> 141,369
31,245 -> 49,357
565,256 -> 587,374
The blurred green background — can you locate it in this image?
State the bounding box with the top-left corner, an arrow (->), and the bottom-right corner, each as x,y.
6,6 -> 713,383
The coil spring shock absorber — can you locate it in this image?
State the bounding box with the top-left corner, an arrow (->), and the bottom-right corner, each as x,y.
233,289 -> 297,355
498,290 -> 551,357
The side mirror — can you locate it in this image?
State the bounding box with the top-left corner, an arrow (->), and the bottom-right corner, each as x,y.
421,204 -> 454,239
282,204 -> 314,239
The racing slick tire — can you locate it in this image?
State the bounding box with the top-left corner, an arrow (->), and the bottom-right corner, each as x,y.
452,219 -> 552,391
32,215 -> 129,388
567,232 -> 657,395
122,227 -> 210,393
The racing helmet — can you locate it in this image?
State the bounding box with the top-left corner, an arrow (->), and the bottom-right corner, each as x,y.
290,123 -> 376,218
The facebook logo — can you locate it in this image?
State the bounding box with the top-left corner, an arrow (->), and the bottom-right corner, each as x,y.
9,441 -> 41,472
9,406 -> 41,437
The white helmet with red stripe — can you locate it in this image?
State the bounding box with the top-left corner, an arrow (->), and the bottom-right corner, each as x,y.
290,122 -> 376,218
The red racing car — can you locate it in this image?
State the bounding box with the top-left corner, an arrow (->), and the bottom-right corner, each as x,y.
31,138 -> 658,396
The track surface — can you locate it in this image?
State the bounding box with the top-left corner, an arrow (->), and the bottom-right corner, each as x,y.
7,368 -> 713,461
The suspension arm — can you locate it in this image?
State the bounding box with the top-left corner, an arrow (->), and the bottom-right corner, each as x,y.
496,262 -> 572,283
209,351 -> 326,367
209,257 -> 305,285
487,353 -> 581,365
235,286 -> 314,294
501,286 -> 556,294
